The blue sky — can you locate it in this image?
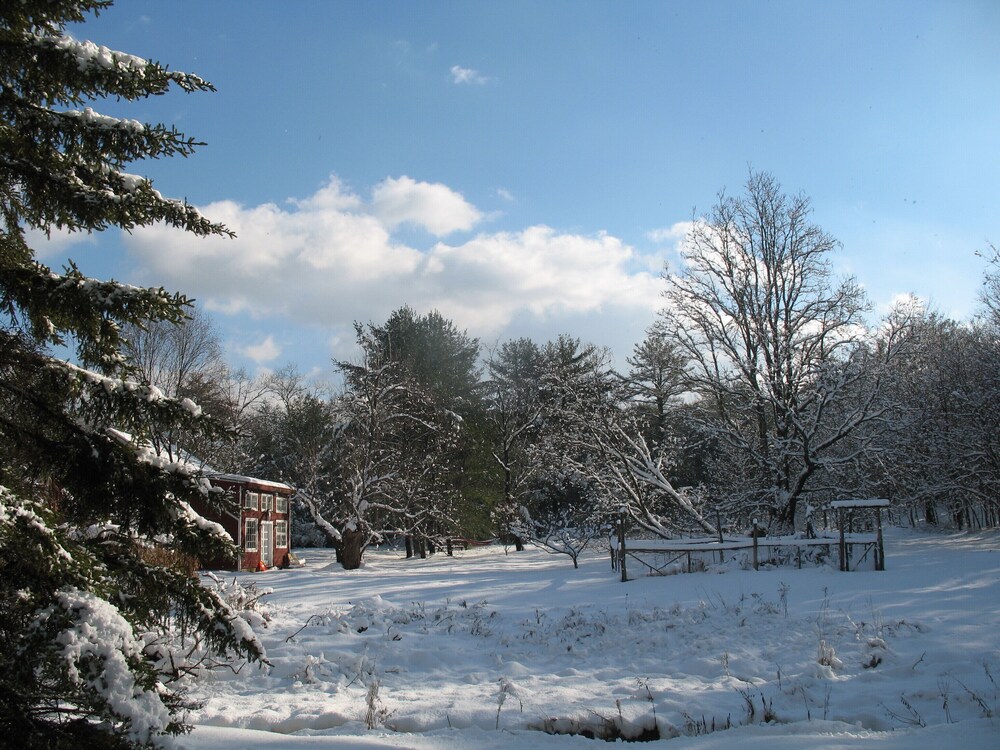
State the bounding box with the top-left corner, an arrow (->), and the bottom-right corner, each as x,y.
40,0 -> 1000,379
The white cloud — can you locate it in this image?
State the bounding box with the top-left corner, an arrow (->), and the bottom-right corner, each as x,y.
423,226 -> 662,331
24,225 -> 96,260
242,335 -> 281,363
121,175 -> 664,369
450,65 -> 489,85
371,176 -> 482,236
496,188 -> 515,203
646,221 -> 695,245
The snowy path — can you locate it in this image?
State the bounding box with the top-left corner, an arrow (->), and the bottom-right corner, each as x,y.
179,528 -> 999,748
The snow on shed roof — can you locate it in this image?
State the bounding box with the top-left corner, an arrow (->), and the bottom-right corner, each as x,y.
207,473 -> 294,492
829,498 -> 890,508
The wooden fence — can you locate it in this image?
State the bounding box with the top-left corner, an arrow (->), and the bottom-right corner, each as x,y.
612,523 -> 884,582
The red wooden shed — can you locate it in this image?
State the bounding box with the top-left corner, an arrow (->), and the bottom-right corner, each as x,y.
196,473 -> 295,571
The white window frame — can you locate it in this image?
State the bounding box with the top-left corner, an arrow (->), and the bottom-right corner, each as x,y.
244,491 -> 259,510
275,495 -> 288,514
275,520 -> 288,549
244,518 -> 259,551
261,493 -> 273,512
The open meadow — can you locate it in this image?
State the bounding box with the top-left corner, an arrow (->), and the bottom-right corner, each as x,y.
179,527 -> 999,748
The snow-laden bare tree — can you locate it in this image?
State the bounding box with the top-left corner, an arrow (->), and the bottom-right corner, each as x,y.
980,242 -> 1000,329
867,306 -> 1000,528
0,3 -> 265,746
530,336 -> 716,539
660,172 -> 897,530
244,370 -> 342,547
292,324 -> 462,569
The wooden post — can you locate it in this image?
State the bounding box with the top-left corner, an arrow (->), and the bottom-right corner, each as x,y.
838,508 -> 847,572
752,519 -> 759,571
617,513 -> 626,582
875,508 -> 885,571
715,506 -> 724,564
446,538 -> 453,557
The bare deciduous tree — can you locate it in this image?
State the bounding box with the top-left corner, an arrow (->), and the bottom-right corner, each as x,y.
122,306 -> 227,404
660,171 -> 895,530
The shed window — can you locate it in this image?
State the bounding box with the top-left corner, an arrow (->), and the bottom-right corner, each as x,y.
275,520 -> 288,549
275,495 -> 288,514
244,491 -> 259,510
244,518 -> 258,551
261,493 -> 273,512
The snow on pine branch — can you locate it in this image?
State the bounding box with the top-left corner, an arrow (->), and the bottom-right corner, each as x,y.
59,107 -> 146,133
54,359 -> 205,420
0,486 -> 73,563
33,587 -> 174,745
39,31 -> 214,93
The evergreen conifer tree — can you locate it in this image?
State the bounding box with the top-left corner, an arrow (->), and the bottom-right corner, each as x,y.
0,2 -> 264,746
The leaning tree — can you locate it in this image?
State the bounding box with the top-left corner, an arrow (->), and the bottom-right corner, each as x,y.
0,2 -> 265,747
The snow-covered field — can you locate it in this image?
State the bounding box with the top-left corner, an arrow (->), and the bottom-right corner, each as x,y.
179,527 -> 999,749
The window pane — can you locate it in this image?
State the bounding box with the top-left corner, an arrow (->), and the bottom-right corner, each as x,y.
244,519 -> 258,550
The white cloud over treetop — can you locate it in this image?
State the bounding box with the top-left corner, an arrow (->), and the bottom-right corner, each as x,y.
646,221 -> 695,246
122,175 -> 663,358
242,335 -> 281,364
371,176 -> 482,236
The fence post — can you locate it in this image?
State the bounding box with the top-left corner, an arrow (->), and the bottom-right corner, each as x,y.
715,506 -> 724,564
838,508 -> 847,572
618,510 -> 628,583
751,519 -> 759,571
875,508 -> 885,571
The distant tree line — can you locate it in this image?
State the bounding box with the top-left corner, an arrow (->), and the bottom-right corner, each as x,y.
130,176 -> 1000,571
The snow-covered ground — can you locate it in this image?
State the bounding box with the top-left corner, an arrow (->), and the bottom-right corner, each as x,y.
179,527 -> 999,749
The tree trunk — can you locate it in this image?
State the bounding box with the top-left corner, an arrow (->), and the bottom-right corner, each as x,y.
405,536 -> 413,558
340,527 -> 365,570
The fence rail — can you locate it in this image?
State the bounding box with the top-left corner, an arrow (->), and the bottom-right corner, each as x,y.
612,531 -> 883,581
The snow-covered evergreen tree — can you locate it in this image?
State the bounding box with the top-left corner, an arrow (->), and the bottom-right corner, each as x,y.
529,335 -> 714,541
0,2 -> 264,746
483,337 -> 544,550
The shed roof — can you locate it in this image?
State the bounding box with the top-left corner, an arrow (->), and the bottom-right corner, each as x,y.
207,473 -> 294,492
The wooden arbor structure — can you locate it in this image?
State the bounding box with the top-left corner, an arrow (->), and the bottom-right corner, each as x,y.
830,498 -> 887,572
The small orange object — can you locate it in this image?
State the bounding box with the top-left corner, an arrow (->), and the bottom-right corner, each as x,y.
256,559 -> 267,571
